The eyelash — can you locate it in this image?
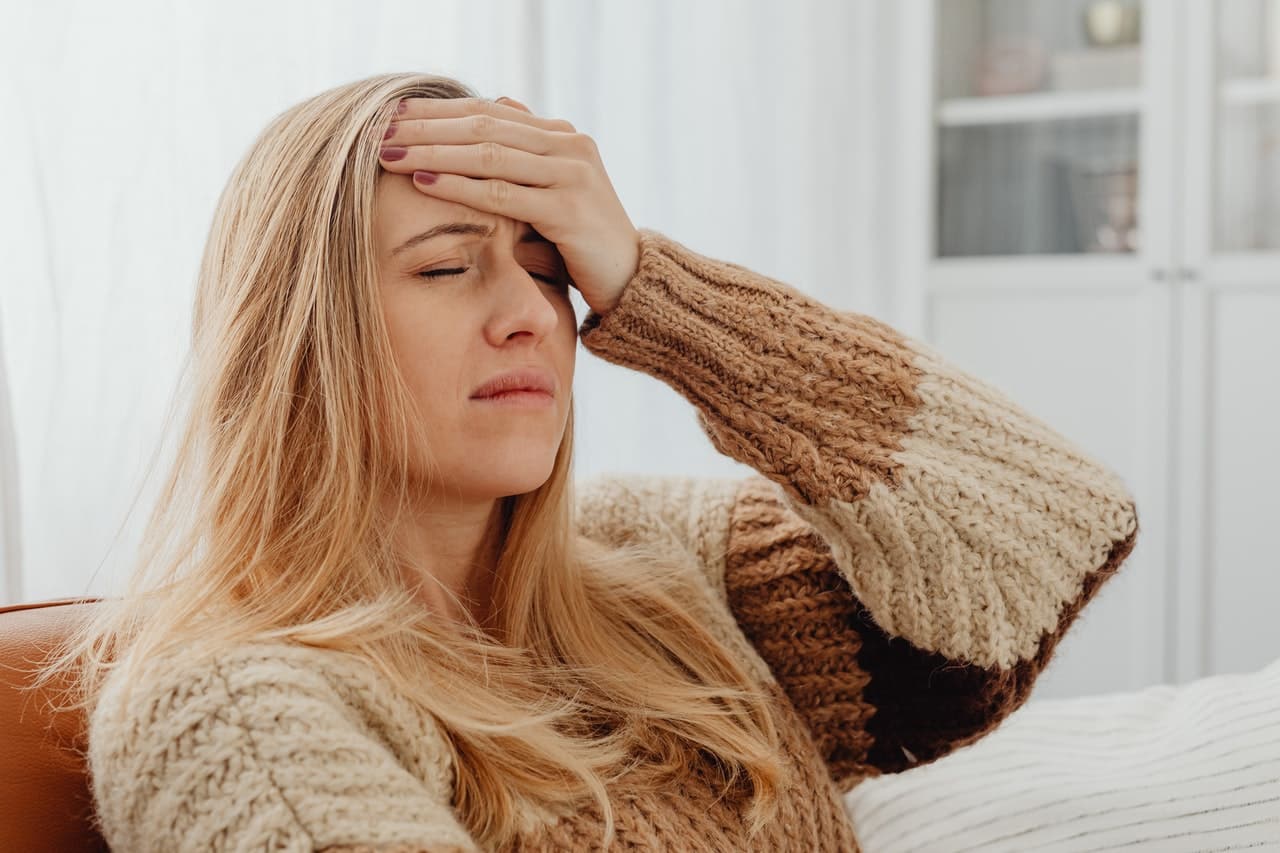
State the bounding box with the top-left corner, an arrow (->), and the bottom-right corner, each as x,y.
417,267 -> 566,286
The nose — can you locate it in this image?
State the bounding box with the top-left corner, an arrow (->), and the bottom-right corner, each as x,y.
482,252 -> 562,346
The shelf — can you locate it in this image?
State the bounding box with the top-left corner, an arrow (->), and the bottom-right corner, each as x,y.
936,88 -> 1143,127
924,253 -> 1143,291
1220,77 -> 1280,107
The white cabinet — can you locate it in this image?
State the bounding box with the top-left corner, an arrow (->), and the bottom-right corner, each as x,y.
890,0 -> 1280,700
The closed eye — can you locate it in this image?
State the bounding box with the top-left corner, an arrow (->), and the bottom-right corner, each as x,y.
417,267 -> 565,286
417,267 -> 468,280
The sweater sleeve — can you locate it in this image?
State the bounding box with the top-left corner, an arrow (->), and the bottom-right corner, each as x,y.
87,643 -> 479,853
577,229 -> 1140,790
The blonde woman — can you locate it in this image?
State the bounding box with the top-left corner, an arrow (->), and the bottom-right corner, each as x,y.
38,72 -> 1139,852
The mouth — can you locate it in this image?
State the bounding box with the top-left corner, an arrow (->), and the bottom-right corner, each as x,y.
469,367 -> 557,401
470,389 -> 556,406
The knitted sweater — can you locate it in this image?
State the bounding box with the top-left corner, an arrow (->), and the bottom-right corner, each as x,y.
87,229 -> 1140,852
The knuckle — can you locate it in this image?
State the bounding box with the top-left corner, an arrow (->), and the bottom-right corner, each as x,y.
470,112 -> 496,137
486,179 -> 510,208
479,140 -> 503,167
551,118 -> 576,133
570,132 -> 598,158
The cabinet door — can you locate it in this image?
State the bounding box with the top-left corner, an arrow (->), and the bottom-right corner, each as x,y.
1192,0 -> 1280,259
928,0 -> 1176,277
1175,0 -> 1280,681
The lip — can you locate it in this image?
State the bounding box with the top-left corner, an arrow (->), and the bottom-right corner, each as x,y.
469,367 -> 557,400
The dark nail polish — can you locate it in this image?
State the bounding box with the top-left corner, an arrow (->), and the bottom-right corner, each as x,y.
383,124 -> 396,141
380,146 -> 407,162
396,99 -> 408,114
413,171 -> 439,185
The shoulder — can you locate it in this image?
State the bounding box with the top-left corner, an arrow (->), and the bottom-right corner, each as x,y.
89,640 -> 472,852
574,472 -> 749,584
573,468 -> 747,540
90,640 -> 335,747
94,639 -> 453,784
574,472 -> 812,606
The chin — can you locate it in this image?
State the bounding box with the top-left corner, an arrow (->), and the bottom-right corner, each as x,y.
492,473 -> 555,500
472,458 -> 558,498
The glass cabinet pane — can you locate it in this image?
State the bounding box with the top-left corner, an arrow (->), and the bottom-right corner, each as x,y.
1215,0 -> 1280,253
935,0 -> 1144,258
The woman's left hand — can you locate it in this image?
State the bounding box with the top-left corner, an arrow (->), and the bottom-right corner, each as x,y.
378,96 -> 640,316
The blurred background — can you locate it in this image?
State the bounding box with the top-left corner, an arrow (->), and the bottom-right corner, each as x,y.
0,0 -> 1277,703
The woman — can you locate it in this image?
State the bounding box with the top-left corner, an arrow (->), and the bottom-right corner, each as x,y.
39,71 -> 1139,852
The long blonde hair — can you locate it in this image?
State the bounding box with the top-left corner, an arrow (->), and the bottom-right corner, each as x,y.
33,72 -> 786,850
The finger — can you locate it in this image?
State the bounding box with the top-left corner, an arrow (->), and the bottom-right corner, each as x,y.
379,141 -> 575,188
384,115 -> 565,156
496,96 -> 533,114
408,172 -> 550,224
398,96 -> 574,133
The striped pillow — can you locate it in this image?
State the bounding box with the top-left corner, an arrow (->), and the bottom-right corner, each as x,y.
844,658 -> 1280,851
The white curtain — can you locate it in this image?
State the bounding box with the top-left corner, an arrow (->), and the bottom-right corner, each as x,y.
0,0 -> 892,605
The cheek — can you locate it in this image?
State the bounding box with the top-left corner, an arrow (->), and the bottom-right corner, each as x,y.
382,307 -> 456,409
555,296 -> 579,356
556,290 -> 579,331
400,338 -> 463,404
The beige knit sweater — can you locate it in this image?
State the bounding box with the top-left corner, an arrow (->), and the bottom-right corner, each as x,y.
87,229 -> 1140,852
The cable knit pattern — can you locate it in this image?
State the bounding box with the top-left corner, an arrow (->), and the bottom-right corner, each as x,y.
500,680 -> 860,852
88,228 -> 1140,851
89,644 -> 480,853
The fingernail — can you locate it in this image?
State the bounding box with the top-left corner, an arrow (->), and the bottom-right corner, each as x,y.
396,99 -> 408,114
413,171 -> 439,185
380,146 -> 407,162
383,124 -> 396,141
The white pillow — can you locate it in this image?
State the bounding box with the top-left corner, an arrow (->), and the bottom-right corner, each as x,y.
844,657 -> 1280,852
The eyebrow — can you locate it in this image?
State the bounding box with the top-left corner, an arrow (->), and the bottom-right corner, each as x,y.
389,222 -> 550,257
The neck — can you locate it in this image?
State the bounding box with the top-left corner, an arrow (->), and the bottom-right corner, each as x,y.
384,491 -> 505,628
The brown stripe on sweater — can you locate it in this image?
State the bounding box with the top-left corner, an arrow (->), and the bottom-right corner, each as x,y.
581,230 -> 929,510
502,679 -> 862,852
722,477 -> 882,789
320,846 -> 473,852
724,476 -> 1140,788
692,304 -> 924,510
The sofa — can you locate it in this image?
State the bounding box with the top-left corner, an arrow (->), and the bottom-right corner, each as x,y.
0,597 -> 108,852
5,597 -> 1279,852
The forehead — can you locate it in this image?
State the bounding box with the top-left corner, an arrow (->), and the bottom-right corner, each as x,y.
374,172 -> 493,240
373,169 -> 545,256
